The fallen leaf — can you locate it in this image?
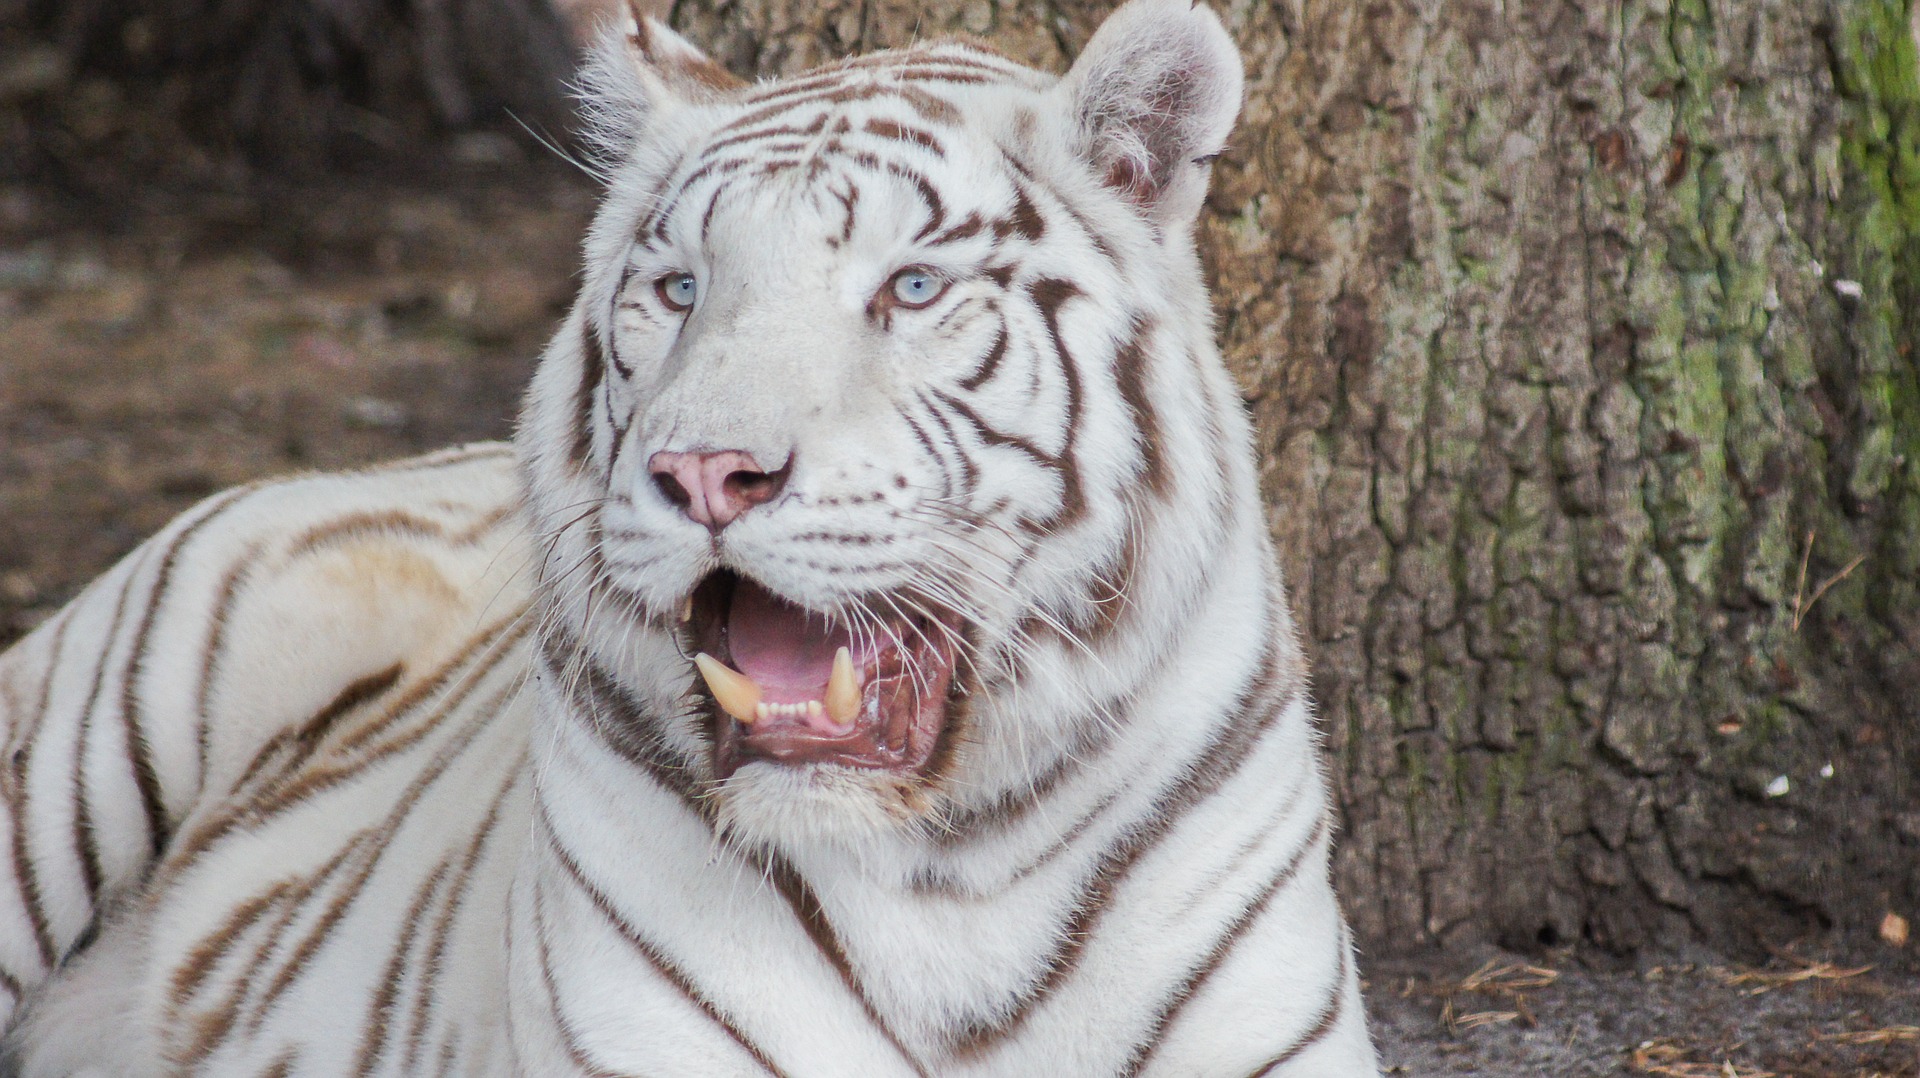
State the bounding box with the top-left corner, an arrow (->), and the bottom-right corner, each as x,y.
1880,911 -> 1909,947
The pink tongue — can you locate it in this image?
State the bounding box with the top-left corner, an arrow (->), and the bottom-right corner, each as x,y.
729,581 -> 852,701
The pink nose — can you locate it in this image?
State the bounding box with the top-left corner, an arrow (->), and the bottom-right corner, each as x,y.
647,450 -> 787,531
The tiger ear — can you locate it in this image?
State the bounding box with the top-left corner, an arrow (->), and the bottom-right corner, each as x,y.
1057,0 -> 1243,228
616,1 -> 745,101
577,3 -> 742,168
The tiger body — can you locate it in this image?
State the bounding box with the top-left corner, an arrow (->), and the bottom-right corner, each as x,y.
0,2 -> 1381,1075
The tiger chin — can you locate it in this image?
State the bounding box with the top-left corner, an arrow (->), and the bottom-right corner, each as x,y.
0,1 -> 1383,1074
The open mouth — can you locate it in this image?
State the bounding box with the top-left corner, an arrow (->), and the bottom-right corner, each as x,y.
684,571 -> 961,779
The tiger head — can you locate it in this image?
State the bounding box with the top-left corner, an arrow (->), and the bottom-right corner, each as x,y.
519,0 -> 1259,854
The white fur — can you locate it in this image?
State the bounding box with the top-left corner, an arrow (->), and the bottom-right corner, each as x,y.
0,3 -> 1378,1074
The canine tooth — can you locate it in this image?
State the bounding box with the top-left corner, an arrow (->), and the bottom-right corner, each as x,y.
826,647 -> 861,725
694,653 -> 762,724
677,595 -> 693,623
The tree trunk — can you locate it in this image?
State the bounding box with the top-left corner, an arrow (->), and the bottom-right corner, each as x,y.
666,0 -> 1920,956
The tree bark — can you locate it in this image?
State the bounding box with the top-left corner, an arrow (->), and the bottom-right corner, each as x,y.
1222,0 -> 1920,956
665,0 -> 1920,956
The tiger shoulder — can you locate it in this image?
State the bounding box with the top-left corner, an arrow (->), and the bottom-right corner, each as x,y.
0,1 -> 1383,1074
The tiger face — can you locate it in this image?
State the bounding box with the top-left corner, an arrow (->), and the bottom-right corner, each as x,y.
518,0 -> 1246,849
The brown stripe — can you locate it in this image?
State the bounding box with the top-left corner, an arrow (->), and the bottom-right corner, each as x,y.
834,181 -> 861,244
698,114 -> 829,159
932,389 -> 1079,532
1243,939 -> 1350,1076
873,66 -> 993,87
528,873 -> 631,1078
69,565 -> 144,904
993,182 -> 1046,243
1000,149 -> 1118,262
926,212 -> 984,247
833,150 -> 948,244
115,486 -> 259,862
169,852 -> 343,1061
573,319 -> 602,470
236,833 -> 385,1037
167,878 -> 297,1004
896,407 -> 956,502
328,619 -> 527,759
237,674 -> 522,1042
1084,515 -> 1142,643
1112,318 -> 1168,498
669,153 -> 754,198
547,634 -> 708,816
947,654 -> 1299,1056
351,857 -> 454,1075
836,49 -> 1020,77
700,178 -> 738,243
434,1026 -> 469,1077
735,61 -> 993,115
932,737 -> 1085,848
225,665 -> 405,795
1121,815 -> 1331,1076
938,276 -> 1092,538
544,818 -> 787,1076
912,391 -> 980,497
167,613 -> 526,879
721,81 -> 959,137
401,767 -> 522,1073
605,267 -> 638,380
863,118 -> 945,156
191,541 -> 264,792
759,853 -> 932,1078
192,494 -> 509,797
162,614 -> 526,1068
10,610 -> 72,967
284,507 -> 460,557
956,328 -> 1010,392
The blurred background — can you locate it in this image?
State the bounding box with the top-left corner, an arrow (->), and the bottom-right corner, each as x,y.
1,0 -> 1917,1073
0,0 -> 603,646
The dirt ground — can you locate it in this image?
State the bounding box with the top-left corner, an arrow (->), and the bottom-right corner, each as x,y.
1,165 -> 1916,1076
0,156 -> 590,645
1369,945 -> 1918,1076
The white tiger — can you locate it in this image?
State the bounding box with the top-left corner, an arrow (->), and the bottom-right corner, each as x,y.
0,1 -> 1382,1074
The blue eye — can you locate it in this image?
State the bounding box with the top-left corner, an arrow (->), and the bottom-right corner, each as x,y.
656,273 -> 697,312
889,268 -> 948,308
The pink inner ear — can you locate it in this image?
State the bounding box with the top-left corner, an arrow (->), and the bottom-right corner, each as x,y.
1104,158 -> 1154,206
630,14 -> 745,92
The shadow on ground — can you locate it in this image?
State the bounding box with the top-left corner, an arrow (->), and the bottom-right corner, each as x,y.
1,169 -> 1915,1078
